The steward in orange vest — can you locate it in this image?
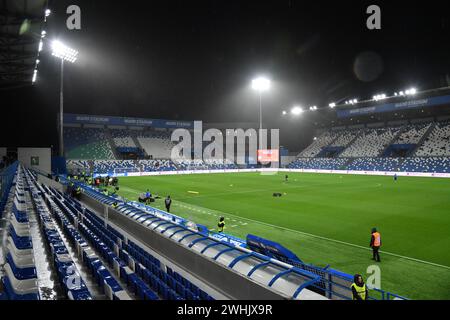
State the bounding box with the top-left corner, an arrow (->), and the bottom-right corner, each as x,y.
370,228 -> 381,262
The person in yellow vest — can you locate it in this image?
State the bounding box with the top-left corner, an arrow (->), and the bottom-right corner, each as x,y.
217,217 -> 225,233
370,227 -> 381,262
351,274 -> 368,300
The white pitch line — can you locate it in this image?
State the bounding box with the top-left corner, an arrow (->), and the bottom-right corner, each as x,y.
217,212 -> 450,270
177,201 -> 450,270
169,197 -> 450,270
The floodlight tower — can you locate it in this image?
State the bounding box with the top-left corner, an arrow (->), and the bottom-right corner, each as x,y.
251,77 -> 271,131
51,40 -> 78,157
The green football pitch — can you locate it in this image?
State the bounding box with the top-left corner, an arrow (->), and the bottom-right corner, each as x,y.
112,172 -> 450,300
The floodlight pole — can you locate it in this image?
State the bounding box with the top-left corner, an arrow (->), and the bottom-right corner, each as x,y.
259,91 -> 262,131
59,59 -> 65,157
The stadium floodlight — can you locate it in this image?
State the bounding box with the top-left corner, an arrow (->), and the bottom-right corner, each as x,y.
41,30 -> 47,38
329,102 -> 336,108
373,94 -> 386,101
251,77 -> 271,92
52,40 -> 78,63
251,76 -> 271,130
32,69 -> 37,83
309,105 -> 317,111
38,40 -> 43,52
282,110 -> 287,115
51,40 -> 79,157
405,88 -> 417,95
45,9 -> 51,17
291,106 -> 303,115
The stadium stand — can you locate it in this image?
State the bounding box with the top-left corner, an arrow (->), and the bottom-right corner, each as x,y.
346,157 -> 402,172
393,123 -> 432,145
339,127 -> 401,158
111,130 -> 137,148
298,130 -> 340,157
139,160 -> 177,172
1,166 -> 39,300
415,121 -> 450,156
65,127 -> 115,160
136,132 -> 175,159
62,119 -> 450,175
399,157 -> 450,173
329,129 -> 363,148
287,158 -> 348,170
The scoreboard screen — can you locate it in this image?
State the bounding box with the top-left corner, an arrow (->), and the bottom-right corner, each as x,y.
257,149 -> 279,162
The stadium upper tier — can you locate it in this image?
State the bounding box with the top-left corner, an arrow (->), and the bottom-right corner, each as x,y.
287,157 -> 450,173
64,127 -> 115,160
63,119 -> 450,174
297,120 -> 450,158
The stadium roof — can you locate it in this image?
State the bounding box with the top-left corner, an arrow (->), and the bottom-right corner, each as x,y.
0,0 -> 49,90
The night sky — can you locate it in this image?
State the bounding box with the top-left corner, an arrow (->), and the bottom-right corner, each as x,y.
2,0 -> 450,151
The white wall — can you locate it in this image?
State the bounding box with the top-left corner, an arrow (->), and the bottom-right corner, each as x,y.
18,147 -> 51,173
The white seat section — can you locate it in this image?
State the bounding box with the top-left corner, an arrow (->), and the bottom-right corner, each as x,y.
340,127 -> 401,157
330,129 -> 363,147
5,249 -> 35,269
137,132 -> 174,159
394,123 -> 431,144
6,241 -> 33,258
10,214 -> 30,234
111,129 -> 137,148
415,121 -> 450,156
3,264 -> 39,295
298,130 -> 340,157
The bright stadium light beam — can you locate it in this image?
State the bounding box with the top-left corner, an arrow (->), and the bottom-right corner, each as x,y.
329,102 -> 336,108
251,76 -> 271,131
51,40 -> 79,157
251,77 -> 271,92
32,69 -> 37,83
52,40 -> 79,63
291,106 -> 303,115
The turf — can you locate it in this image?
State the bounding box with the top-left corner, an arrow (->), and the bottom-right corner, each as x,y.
113,172 -> 450,299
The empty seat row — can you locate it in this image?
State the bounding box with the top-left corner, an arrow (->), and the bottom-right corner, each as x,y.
61,185 -> 216,300
45,186 -> 159,300
1,168 -> 39,300
25,171 -> 92,300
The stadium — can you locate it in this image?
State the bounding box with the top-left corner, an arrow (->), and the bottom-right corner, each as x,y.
1,0 -> 449,305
